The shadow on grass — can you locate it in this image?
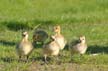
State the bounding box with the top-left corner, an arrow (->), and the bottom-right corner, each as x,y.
0,57 -> 16,63
0,40 -> 16,46
0,19 -> 56,31
0,57 -> 43,63
64,44 -> 70,51
63,44 -> 108,54
30,56 -> 44,61
0,57 -> 28,63
1,21 -> 30,31
87,45 -> 108,54
33,43 -> 43,49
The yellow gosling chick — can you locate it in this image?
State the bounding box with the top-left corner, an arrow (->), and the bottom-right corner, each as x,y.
16,31 -> 33,60
43,36 -> 60,62
70,36 -> 87,55
53,25 -> 67,50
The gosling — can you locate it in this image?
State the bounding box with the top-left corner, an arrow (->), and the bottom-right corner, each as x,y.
43,36 -> 60,62
16,31 -> 33,60
70,36 -> 87,55
53,25 -> 67,50
33,29 -> 48,44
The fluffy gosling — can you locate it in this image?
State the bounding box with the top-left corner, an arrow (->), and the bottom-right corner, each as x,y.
70,36 -> 87,55
33,29 -> 48,44
16,31 -> 33,60
43,36 -> 60,62
53,25 -> 67,50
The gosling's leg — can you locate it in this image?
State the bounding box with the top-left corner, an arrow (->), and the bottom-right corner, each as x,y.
19,56 -> 21,59
44,55 -> 48,63
18,55 -> 22,62
27,55 -> 29,60
26,55 -> 29,62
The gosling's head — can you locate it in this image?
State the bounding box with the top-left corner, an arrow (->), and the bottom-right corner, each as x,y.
22,31 -> 28,38
79,36 -> 86,43
54,25 -> 61,33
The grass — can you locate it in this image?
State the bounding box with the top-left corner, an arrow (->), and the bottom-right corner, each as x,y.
1,23 -> 108,71
0,0 -> 108,71
0,0 -> 108,29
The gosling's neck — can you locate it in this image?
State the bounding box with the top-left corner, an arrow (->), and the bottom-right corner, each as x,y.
81,40 -> 86,44
22,35 -> 28,42
55,31 -> 61,36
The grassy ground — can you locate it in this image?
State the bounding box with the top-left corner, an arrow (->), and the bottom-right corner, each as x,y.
0,0 -> 108,29
0,0 -> 108,71
1,24 -> 108,71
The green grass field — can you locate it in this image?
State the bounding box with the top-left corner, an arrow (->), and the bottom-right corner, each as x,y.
0,0 -> 108,71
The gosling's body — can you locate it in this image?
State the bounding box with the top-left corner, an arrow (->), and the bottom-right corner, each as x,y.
33,29 -> 48,44
53,25 -> 67,50
16,32 -> 33,59
43,36 -> 60,62
70,36 -> 87,55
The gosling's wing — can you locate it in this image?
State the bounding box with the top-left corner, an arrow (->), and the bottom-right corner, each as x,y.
34,30 -> 48,37
70,39 -> 80,47
33,30 -> 48,42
